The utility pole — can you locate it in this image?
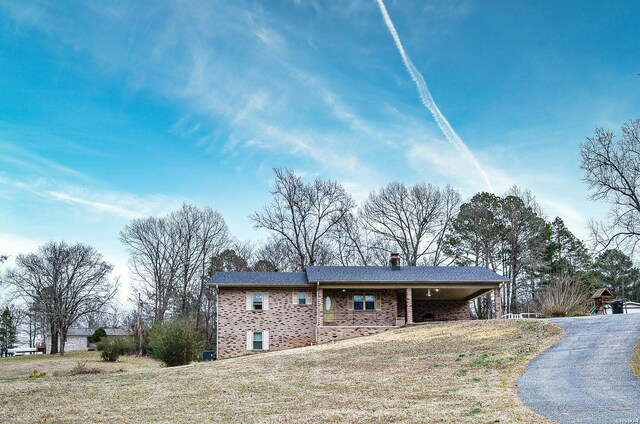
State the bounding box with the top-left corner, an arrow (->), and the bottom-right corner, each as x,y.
137,294 -> 144,356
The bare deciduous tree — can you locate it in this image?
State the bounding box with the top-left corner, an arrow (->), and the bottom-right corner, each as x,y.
120,216 -> 180,323
362,182 -> 461,266
332,211 -> 395,266
170,205 -> 229,323
120,204 -> 229,324
581,118 -> 640,252
254,237 -> 299,272
3,242 -> 117,355
251,168 -> 354,270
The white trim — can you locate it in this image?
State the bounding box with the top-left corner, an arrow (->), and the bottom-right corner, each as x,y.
215,285 -> 219,359
263,330 -> 270,350
315,283 -> 319,344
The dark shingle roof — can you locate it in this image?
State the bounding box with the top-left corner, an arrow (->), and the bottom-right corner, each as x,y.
210,266 -> 507,287
211,271 -> 310,286
306,266 -> 508,283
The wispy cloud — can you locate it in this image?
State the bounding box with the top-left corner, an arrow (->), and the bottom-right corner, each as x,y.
0,176 -> 188,219
376,0 -> 493,191
0,141 -> 88,180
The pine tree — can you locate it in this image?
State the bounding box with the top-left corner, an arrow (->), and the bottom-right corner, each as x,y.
0,307 -> 17,357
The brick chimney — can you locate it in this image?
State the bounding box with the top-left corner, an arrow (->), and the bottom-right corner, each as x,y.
390,253 -> 401,270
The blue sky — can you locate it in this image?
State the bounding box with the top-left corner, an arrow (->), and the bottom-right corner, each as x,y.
1,0 -> 639,303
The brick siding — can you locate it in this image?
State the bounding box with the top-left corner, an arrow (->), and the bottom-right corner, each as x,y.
218,288 -> 473,358
317,326 -> 395,343
322,289 -> 398,326
413,299 -> 470,321
217,288 -> 316,358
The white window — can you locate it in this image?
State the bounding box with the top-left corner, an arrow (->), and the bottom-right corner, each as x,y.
253,332 -> 262,350
253,293 -> 263,310
246,292 -> 269,310
246,330 -> 270,351
292,291 -> 313,305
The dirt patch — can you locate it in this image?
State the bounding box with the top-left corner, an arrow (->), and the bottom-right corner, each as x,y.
632,340 -> 640,379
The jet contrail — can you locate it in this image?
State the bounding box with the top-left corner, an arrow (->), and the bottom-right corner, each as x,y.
376,0 -> 493,192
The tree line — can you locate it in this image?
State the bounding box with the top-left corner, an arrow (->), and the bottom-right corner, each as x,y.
1,118 -> 639,354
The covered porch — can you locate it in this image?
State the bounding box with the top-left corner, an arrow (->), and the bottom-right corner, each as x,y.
402,286 -> 501,323
317,284 -> 501,327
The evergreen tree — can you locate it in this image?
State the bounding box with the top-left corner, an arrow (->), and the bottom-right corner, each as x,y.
0,307 -> 17,357
594,249 -> 640,300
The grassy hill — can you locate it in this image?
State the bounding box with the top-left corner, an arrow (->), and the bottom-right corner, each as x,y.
0,320 -> 561,423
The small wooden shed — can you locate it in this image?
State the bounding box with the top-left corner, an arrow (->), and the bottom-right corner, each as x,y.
590,288 -> 614,314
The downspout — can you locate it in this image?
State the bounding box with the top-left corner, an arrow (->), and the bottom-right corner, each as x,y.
215,284 -> 219,360
315,282 -> 319,344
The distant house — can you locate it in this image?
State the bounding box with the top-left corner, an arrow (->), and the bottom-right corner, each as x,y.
210,254 -> 507,358
604,301 -> 640,314
45,327 -> 128,354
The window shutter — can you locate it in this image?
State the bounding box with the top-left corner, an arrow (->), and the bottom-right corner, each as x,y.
292,292 -> 298,305
375,292 -> 382,310
263,331 -> 270,350
347,293 -> 354,310
263,293 -> 269,310
246,292 -> 252,310
306,292 -> 313,306
246,331 -> 252,350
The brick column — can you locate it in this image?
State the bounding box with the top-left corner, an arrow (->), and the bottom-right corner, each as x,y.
406,288 -> 413,324
494,287 -> 501,319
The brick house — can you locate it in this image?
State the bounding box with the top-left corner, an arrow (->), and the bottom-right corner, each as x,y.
210,255 -> 507,358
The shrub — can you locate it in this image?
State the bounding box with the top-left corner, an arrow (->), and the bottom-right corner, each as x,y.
91,327 -> 108,344
534,275 -> 589,317
67,361 -> 101,375
97,337 -> 131,362
148,318 -> 202,367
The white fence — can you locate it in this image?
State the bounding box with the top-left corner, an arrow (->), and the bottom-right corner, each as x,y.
501,312 -> 540,319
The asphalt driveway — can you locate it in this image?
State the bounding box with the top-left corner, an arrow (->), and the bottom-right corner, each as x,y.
518,314 -> 640,423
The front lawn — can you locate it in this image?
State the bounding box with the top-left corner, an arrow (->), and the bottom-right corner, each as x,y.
0,319 -> 561,423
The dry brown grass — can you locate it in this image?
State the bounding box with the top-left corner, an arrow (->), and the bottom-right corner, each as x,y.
0,320 -> 561,423
632,341 -> 640,380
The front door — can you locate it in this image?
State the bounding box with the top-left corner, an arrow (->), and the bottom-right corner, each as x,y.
324,295 -> 336,323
